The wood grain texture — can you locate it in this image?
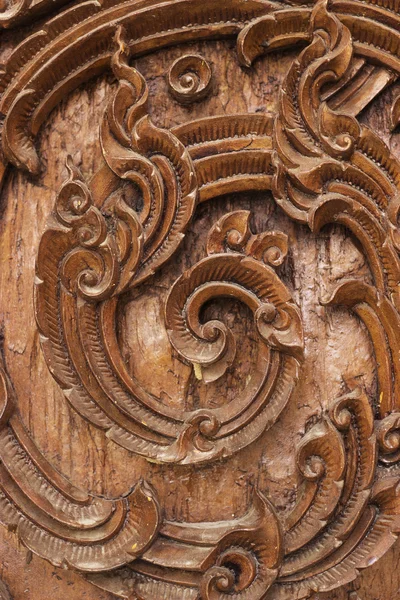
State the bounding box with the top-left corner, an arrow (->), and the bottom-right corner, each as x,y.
1,0 -> 400,598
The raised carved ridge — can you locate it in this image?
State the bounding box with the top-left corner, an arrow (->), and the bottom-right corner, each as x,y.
0,0 -> 397,182
0,357 -> 161,571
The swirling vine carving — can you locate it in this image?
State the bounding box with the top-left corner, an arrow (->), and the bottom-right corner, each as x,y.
166,209 -> 303,383
0,358 -> 161,573
36,145 -> 302,463
1,0 -> 400,598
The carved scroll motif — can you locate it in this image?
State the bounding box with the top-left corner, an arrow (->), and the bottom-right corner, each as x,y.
0,0 -> 398,183
240,0 -> 400,420
1,0 -> 400,598
35,141 -> 303,463
85,389 -> 400,600
0,361 -> 161,572
167,54 -> 213,104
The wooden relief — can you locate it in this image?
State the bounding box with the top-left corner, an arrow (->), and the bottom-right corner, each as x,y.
1,0 -> 400,598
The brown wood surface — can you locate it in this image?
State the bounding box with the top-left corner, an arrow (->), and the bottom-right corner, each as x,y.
0,2 -> 400,599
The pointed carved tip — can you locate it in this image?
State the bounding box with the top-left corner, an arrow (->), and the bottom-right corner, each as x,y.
207,209 -> 251,254
132,478 -> 157,503
125,480 -> 161,557
114,24 -> 128,56
26,152 -> 41,176
65,154 -> 75,177
236,17 -> 266,68
64,155 -> 83,183
2,88 -> 41,176
110,24 -> 133,83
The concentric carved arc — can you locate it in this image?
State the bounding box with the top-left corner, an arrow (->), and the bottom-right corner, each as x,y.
0,360 -> 161,572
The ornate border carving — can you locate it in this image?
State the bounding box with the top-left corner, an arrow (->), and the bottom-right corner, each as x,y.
1,0 -> 400,598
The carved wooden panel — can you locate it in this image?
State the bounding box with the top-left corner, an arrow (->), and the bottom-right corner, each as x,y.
1,0 -> 400,598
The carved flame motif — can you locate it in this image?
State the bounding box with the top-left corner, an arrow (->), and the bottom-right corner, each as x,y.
0,0 -> 400,598
35,146 -> 302,464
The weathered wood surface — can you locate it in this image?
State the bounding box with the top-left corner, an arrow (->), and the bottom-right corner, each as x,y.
0,2 -> 400,598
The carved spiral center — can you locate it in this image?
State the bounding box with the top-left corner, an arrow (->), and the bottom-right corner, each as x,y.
167,54 -> 212,104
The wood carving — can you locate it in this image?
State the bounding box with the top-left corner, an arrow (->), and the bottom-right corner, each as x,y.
1,0 -> 400,598
167,54 -> 213,104
0,0 -> 70,28
0,362 -> 162,571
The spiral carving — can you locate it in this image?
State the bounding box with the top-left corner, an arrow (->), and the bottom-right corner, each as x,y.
166,210 -> 303,383
36,180 -> 302,463
201,549 -> 257,599
200,491 -> 282,600
167,54 -> 212,104
43,158 -> 143,302
377,413 -> 400,464
5,0 -> 400,596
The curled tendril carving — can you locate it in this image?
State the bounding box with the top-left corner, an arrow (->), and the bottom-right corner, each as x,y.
238,0 -> 400,416
0,356 -> 162,573
167,54 -> 213,104
45,157 -> 143,301
376,413 -> 400,465
166,209 -> 303,384
200,491 -> 282,600
34,23 -> 304,469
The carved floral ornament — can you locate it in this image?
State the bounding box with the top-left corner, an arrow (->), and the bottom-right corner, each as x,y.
1,0 -> 400,598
